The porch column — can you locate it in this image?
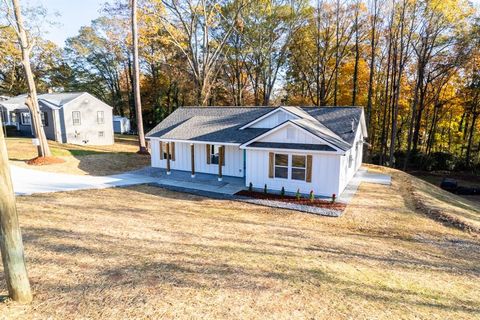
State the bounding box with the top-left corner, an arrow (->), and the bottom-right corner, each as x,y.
218,145 -> 224,181
190,143 -> 195,178
166,142 -> 171,175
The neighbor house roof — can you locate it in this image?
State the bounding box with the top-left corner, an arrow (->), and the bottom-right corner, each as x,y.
147,106 -> 365,151
0,92 -> 87,111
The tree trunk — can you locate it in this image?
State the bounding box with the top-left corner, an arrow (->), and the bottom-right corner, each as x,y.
131,0 -> 149,154
12,0 -> 51,158
0,126 -> 33,303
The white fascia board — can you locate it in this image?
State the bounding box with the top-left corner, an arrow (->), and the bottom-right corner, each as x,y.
240,120 -> 343,152
147,137 -> 240,146
360,109 -> 368,138
239,107 -> 300,130
242,146 -> 344,155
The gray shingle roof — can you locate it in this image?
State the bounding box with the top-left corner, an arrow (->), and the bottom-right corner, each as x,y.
147,107 -> 275,143
146,106 -> 364,150
0,92 -> 86,111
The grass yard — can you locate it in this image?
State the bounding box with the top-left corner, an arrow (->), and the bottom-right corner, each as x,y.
0,167 -> 479,319
5,135 -> 150,176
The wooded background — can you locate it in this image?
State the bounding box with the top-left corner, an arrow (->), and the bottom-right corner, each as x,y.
1,0 -> 479,170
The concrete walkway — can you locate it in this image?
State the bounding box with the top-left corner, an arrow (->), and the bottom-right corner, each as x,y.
338,168 -> 391,203
11,165 -> 158,196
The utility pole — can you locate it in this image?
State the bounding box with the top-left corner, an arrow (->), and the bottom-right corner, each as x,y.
0,125 -> 32,303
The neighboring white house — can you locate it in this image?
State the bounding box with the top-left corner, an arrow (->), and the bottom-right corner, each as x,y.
113,116 -> 131,134
0,92 -> 114,145
146,106 -> 367,197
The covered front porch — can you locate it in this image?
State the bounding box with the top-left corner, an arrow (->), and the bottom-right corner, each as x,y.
134,167 -> 246,195
151,139 -> 245,181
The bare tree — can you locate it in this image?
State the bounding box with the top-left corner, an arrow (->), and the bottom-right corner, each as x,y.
0,122 -> 32,303
4,0 -> 51,158
131,0 -> 148,154
160,0 -> 246,106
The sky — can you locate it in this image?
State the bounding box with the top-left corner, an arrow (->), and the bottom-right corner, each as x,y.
27,0 -> 106,47
28,0 -> 480,48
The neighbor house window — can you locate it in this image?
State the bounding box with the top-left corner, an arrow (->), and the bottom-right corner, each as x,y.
291,155 -> 306,181
98,131 -> 104,138
72,111 -> 81,125
210,145 -> 220,164
274,153 -> 288,179
20,112 -> 31,125
97,111 -> 104,124
41,111 -> 48,127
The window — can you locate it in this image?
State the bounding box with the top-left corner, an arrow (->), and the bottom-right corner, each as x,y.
72,111 -> 81,125
291,155 -> 306,181
210,145 -> 220,164
349,154 -> 353,168
41,112 -> 48,127
98,131 -> 104,138
10,112 -> 17,123
161,142 -> 172,160
274,153 -> 288,179
97,111 -> 104,124
20,112 -> 31,125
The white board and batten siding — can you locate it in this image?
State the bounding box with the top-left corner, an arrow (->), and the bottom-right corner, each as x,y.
338,125 -> 363,192
150,139 -> 245,177
249,109 -> 297,129
244,121 -> 344,196
245,150 -> 341,196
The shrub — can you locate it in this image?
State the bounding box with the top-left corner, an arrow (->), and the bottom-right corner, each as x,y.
309,190 -> 315,202
296,188 -> 301,200
264,184 -> 268,194
280,187 -> 285,197
248,182 -> 253,192
331,193 -> 336,204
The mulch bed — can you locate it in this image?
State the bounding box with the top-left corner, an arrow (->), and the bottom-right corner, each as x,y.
26,156 -> 65,166
236,190 -> 346,211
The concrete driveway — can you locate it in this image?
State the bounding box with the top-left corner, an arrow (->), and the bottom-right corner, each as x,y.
11,165 -> 158,196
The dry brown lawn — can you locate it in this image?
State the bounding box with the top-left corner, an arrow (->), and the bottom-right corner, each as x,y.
6,135 -> 150,176
0,166 -> 479,319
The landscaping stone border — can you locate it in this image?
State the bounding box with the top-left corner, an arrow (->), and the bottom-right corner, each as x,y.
148,182 -> 344,217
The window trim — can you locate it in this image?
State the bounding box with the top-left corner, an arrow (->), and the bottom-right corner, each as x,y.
161,141 -> 173,160
98,131 -> 104,138
272,153 -> 309,182
210,144 -> 220,165
274,153 -> 289,179
97,111 -> 105,124
72,111 -> 81,126
291,154 -> 307,181
20,112 -> 31,125
41,111 -> 48,127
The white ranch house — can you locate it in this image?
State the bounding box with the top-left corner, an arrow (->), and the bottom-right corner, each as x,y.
146,106 -> 367,197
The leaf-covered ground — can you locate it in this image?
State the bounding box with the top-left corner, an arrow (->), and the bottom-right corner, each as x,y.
0,167 -> 479,319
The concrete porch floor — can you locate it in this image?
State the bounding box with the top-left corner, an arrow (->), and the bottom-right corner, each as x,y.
131,167 -> 246,195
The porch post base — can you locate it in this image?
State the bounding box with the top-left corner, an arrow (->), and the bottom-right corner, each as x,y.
218,177 -> 223,182
166,171 -> 171,175
191,174 -> 196,178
